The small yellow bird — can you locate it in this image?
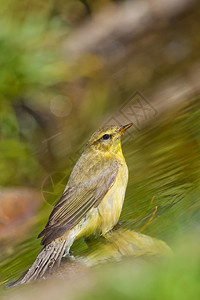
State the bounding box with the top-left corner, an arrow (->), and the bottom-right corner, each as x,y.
9,123 -> 133,286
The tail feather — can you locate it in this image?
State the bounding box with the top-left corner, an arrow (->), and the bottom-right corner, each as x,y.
7,238 -> 67,288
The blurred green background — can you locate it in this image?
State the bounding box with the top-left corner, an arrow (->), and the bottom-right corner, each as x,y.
0,0 -> 200,299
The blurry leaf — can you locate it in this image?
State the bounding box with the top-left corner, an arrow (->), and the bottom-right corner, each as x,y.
0,102 -> 19,138
0,139 -> 42,185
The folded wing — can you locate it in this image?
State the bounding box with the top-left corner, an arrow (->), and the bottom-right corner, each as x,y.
38,162 -> 119,245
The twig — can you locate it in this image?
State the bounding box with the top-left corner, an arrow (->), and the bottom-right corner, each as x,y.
140,205 -> 158,232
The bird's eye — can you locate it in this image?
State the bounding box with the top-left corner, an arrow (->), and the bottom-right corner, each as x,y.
102,134 -> 110,140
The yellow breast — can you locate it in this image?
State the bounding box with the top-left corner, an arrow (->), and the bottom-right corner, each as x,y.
98,162 -> 128,234
74,161 -> 128,239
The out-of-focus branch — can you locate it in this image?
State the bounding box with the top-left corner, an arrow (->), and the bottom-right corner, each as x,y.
63,0 -> 196,61
149,63 -> 200,117
99,63 -> 200,131
62,0 -> 199,128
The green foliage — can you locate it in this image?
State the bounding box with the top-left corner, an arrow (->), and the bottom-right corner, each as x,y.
0,102 -> 19,138
0,16 -> 66,99
0,138 -> 42,185
0,1 -> 68,186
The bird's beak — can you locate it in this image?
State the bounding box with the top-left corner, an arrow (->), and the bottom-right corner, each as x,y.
115,123 -> 133,136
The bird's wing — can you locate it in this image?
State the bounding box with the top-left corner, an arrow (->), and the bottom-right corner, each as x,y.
38,161 -> 119,245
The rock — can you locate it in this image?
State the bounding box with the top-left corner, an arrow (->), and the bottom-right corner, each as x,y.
0,187 -> 41,242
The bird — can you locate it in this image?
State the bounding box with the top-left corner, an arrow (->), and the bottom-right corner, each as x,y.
8,123 -> 133,287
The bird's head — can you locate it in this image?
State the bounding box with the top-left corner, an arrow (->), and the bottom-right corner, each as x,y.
86,123 -> 133,155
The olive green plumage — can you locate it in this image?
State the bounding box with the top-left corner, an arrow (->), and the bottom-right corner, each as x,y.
8,123 -> 133,287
